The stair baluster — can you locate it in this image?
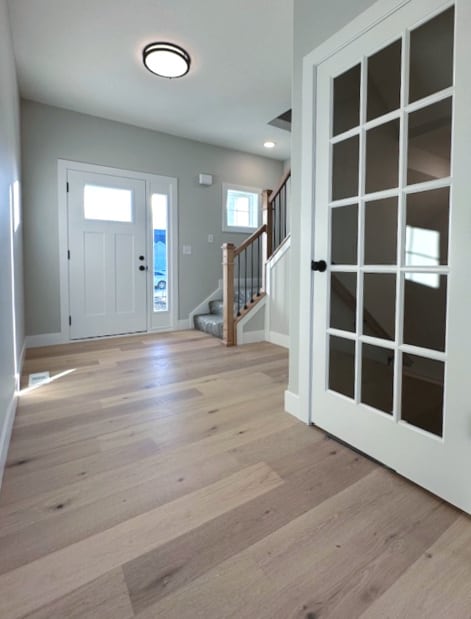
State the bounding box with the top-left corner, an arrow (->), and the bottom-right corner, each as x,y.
193,170 -> 291,345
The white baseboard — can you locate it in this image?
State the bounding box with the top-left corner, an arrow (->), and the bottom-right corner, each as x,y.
238,329 -> 266,345
267,331 -> 289,349
0,393 -> 17,491
284,389 -> 308,424
177,319 -> 191,330
26,324 -> 195,347
25,332 -> 64,348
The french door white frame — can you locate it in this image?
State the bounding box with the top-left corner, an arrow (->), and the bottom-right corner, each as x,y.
295,0 -> 471,512
58,160 -> 179,342
297,0 -> 457,424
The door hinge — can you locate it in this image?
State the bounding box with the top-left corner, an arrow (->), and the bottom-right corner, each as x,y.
69,315 -> 72,326
67,250 -> 70,260
66,182 -> 69,193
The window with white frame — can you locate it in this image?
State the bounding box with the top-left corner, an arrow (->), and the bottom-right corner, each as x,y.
222,183 -> 261,233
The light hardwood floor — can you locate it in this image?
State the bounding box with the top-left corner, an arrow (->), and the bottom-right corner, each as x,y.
0,330 -> 470,618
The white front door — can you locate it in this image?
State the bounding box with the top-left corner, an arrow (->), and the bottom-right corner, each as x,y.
311,0 -> 471,512
67,170 -> 148,339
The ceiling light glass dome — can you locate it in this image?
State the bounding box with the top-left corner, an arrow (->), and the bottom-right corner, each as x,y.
143,42 -> 191,79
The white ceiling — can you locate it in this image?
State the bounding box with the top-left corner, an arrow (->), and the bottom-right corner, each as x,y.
7,0 -> 293,161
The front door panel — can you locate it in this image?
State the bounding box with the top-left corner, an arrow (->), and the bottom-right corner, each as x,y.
68,170 -> 147,339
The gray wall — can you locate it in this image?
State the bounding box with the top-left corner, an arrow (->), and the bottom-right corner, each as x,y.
0,0 -> 23,467
21,101 -> 283,335
289,0 -> 377,394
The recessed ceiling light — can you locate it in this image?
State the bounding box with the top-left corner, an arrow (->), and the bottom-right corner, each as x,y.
143,42 -> 191,79
264,141 -> 276,149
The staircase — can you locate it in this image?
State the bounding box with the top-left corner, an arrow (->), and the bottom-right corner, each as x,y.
194,169 -> 291,345
193,287 -> 261,339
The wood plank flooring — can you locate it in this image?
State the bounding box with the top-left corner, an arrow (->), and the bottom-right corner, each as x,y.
0,330 -> 470,618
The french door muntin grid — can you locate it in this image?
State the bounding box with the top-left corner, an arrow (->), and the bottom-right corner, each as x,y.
325,9 -> 454,435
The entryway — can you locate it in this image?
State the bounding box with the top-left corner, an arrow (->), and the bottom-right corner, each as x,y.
60,161 -> 178,339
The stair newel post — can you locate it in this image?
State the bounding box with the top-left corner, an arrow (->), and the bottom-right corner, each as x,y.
222,242 -> 236,346
262,189 -> 272,292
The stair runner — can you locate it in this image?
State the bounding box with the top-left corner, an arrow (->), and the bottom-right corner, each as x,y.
194,288 -> 260,339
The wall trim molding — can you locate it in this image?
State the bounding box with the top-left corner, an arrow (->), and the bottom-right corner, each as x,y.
26,332 -> 65,348
267,331 -> 289,349
177,319 -> 191,330
284,390 -> 308,424
238,329 -> 266,345
0,393 -> 17,491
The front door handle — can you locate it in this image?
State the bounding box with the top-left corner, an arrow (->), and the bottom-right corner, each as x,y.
139,265 -> 146,271
311,260 -> 327,272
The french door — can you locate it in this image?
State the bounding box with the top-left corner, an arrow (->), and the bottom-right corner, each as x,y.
311,0 -> 471,512
67,170 -> 148,339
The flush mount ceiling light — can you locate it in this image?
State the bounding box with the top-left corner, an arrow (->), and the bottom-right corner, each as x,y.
142,42 -> 191,78
264,141 -> 276,149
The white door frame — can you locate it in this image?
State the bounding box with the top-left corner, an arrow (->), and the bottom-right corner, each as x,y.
296,0 -> 457,425
58,160 -> 179,342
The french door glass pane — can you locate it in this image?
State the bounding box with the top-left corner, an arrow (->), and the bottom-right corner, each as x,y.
407,98 -> 452,185
403,274 -> 447,351
409,7 -> 454,104
330,273 -> 357,332
332,136 -> 359,200
152,193 -> 168,313
365,119 -> 400,194
402,354 -> 444,436
363,273 -> 396,341
329,336 -> 355,398
367,39 -> 402,121
405,188 -> 449,266
333,64 -> 361,136
364,197 -> 398,264
361,344 -> 394,414
331,205 -> 358,264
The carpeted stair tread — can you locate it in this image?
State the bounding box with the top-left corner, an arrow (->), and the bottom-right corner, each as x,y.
194,287 -> 261,340
194,313 -> 224,339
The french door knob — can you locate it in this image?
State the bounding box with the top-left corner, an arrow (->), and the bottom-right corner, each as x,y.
139,265 -> 146,271
139,255 -> 145,261
311,259 -> 327,272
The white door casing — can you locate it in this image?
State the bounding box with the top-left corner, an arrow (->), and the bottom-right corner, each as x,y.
304,0 -> 471,513
59,161 -> 179,341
